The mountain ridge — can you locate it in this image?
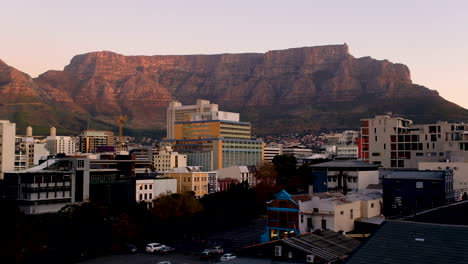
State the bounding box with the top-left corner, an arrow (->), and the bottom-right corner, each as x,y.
0,44 -> 466,135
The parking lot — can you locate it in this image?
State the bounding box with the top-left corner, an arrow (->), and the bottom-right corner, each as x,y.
80,251 -> 224,264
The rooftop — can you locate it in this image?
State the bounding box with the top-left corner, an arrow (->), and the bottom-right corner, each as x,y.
383,170 -> 446,180
310,160 -> 378,170
345,221 -> 468,264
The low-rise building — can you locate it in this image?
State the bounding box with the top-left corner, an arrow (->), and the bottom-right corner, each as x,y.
135,177 -> 177,202
163,166 -> 209,197
382,170 -> 454,217
217,165 -> 257,189
263,190 -> 382,242
309,160 -> 379,194
2,157 -> 90,214
263,143 -> 283,163
418,162 -> 468,201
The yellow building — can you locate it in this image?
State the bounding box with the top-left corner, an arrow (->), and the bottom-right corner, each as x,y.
163,166 -> 209,197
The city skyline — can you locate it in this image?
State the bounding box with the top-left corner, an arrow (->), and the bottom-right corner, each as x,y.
1,0 -> 467,108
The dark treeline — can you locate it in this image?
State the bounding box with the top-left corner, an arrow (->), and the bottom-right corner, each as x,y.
0,182 -> 280,264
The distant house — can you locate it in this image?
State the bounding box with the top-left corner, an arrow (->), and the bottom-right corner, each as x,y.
217,165 -> 257,190
382,170 -> 453,217
345,221 -> 468,264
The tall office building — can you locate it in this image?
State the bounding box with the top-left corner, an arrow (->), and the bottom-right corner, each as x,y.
0,120 -> 16,179
78,130 -> 114,153
164,99 -> 263,171
360,115 -> 468,168
166,99 -> 219,139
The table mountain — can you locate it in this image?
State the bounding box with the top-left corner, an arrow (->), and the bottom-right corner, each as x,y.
0,44 -> 467,135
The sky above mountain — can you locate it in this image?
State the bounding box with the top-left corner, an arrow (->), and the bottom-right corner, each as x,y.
1,0 -> 467,108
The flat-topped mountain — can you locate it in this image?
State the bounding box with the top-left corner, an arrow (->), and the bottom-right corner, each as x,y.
0,44 -> 467,135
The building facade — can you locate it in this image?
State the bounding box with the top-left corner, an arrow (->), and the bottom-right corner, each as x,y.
135,177 -> 177,202
166,99 -> 219,139
382,170 -> 453,217
419,162 -> 468,201
3,157 -> 90,214
360,115 -> 468,168
163,166 -> 209,197
152,145 -> 187,172
0,120 -> 16,179
78,130 -> 114,153
217,165 -> 257,188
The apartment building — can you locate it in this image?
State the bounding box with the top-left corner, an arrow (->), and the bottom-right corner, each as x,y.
0,120 -> 16,179
360,115 -> 468,168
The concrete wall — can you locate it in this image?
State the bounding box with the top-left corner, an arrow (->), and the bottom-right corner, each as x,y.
357,171 -> 380,190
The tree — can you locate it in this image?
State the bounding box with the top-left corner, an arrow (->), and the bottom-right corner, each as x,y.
272,155 -> 298,186
255,163 -> 277,186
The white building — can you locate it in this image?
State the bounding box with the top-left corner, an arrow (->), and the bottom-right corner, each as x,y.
166,99 -> 219,139
136,177 -> 177,202
0,120 -> 16,179
297,192 -> 382,233
217,165 -> 257,188
33,143 -> 49,165
153,145 -> 187,172
336,146 -> 359,158
46,127 -> 76,155
419,162 -> 468,200
263,143 -> 283,163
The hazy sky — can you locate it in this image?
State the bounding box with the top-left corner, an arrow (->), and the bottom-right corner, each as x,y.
1,0 -> 467,108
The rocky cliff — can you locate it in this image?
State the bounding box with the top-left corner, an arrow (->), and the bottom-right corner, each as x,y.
0,44 -> 467,135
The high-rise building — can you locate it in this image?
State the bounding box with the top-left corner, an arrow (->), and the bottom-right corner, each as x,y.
14,127 -> 50,170
78,129 -> 114,153
166,99 -> 219,139
360,115 -> 468,168
0,120 -> 16,179
45,127 -> 77,155
164,99 -> 263,171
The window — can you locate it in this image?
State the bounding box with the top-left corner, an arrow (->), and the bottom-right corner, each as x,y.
372,152 -> 381,156
321,219 -> 327,230
350,209 -> 354,219
139,194 -> 143,200
300,215 -> 304,223
313,208 -> 319,213
144,193 -> 147,200
149,193 -> 152,199
340,211 -> 344,215
78,160 -> 84,168
149,185 -> 153,189
144,185 -> 147,190
371,203 -> 374,208
416,182 -> 423,189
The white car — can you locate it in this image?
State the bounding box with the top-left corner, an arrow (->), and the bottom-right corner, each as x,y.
220,253 -> 236,261
145,242 -> 166,253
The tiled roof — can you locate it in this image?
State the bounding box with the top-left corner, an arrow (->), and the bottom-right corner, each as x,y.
345,221 -> 468,264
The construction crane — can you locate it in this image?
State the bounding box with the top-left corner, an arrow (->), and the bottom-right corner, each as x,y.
118,115 -> 128,147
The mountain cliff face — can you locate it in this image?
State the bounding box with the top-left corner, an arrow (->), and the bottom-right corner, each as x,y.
0,44 -> 467,135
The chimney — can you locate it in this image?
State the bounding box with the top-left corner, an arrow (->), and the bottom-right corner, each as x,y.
50,126 -> 56,137
26,126 -> 33,137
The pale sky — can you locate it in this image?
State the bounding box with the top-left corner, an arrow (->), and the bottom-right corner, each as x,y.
1,0 -> 467,108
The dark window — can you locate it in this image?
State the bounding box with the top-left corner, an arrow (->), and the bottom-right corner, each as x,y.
313,208 -> 319,213
321,219 -> 327,230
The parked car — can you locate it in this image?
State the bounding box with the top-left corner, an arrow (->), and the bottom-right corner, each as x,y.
156,261 -> 171,264
125,243 -> 138,254
159,246 -> 175,255
220,253 -> 236,262
211,246 -> 224,254
145,243 -> 166,253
